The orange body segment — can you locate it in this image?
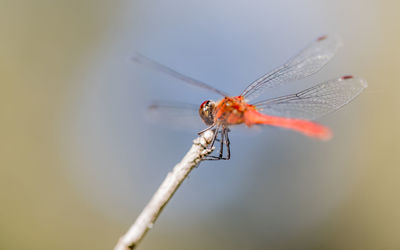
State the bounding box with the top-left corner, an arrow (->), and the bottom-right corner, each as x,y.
214,96 -> 251,125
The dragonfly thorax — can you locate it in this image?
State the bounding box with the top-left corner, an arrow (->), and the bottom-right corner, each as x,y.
199,100 -> 216,125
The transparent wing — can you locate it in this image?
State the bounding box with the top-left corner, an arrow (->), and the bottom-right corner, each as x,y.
241,35 -> 342,101
146,101 -> 204,130
132,53 -> 228,96
252,76 -> 367,120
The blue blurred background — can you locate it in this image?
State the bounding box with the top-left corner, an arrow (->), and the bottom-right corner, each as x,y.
1,1 -> 399,249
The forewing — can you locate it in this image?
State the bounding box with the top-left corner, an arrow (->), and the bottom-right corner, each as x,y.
252,76 -> 367,120
241,35 -> 342,101
147,101 -> 204,131
132,53 -> 228,96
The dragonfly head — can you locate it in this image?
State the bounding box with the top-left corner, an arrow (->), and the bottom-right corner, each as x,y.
199,100 -> 216,125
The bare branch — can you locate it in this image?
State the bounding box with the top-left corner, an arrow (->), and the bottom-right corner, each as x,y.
114,130 -> 215,250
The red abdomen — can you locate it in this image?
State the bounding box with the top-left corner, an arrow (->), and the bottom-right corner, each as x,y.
243,109 -> 332,140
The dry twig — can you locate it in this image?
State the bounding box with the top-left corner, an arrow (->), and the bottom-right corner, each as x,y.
114,130 -> 215,250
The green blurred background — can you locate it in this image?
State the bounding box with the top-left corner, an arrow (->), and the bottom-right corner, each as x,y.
1,1 -> 399,250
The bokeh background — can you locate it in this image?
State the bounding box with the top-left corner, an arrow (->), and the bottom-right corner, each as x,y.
1,1 -> 399,249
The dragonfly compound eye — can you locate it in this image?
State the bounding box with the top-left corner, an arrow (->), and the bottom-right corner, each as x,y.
199,100 -> 215,125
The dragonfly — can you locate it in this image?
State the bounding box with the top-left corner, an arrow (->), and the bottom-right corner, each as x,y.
134,35 -> 367,160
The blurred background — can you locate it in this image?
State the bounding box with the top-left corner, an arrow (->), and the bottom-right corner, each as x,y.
1,0 -> 399,249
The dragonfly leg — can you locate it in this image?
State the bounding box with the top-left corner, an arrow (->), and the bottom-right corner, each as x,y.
218,128 -> 225,158
204,126 -> 230,160
197,124 -> 218,151
209,125 -> 220,149
224,128 -> 231,160
198,125 -> 215,135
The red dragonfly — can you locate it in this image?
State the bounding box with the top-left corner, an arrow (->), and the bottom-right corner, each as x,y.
134,35 -> 367,160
